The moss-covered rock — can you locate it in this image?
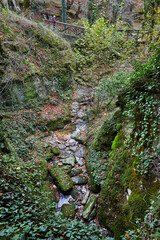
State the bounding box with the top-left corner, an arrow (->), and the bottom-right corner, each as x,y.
99,127 -> 160,239
82,194 -> 97,220
85,152 -> 101,193
36,159 -> 48,180
51,147 -> 60,155
60,164 -> 72,174
72,175 -> 88,185
61,202 -> 75,219
69,168 -> 83,177
0,11 -> 75,108
70,187 -> 79,200
93,111 -> 121,151
47,117 -> 71,131
49,166 -> 73,192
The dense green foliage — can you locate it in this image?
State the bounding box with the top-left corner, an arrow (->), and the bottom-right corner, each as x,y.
98,46 -> 160,239
122,193 -> 160,240
74,18 -> 135,72
0,3 -> 160,239
0,111 -> 103,239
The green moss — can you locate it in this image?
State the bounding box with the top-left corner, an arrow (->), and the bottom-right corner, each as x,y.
45,153 -> 53,161
47,117 -> 71,131
49,166 -> 73,192
99,134 -> 160,239
40,180 -> 58,203
51,147 -> 60,155
61,202 -> 75,219
93,111 -> 121,151
111,130 -> 124,150
36,159 -> 48,180
23,77 -> 38,102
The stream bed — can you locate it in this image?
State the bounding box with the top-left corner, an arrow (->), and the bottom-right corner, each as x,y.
42,87 -> 109,236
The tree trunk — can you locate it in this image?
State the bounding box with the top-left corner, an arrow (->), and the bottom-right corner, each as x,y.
61,0 -> 67,23
149,2 -> 156,42
23,0 -> 31,10
0,38 -> 4,55
2,0 -> 9,9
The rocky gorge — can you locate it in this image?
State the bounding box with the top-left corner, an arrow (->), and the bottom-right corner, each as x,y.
0,1 -> 160,240
42,87 -> 100,223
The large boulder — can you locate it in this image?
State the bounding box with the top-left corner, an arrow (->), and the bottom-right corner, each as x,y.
49,166 -> 73,192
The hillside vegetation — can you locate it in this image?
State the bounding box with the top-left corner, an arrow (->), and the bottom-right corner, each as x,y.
0,9 -> 75,109
0,1 -> 160,240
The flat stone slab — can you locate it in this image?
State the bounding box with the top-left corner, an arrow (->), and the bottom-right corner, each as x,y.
72,175 -> 88,185
62,155 -> 76,167
76,157 -> 84,166
58,144 -> 66,150
75,148 -> 84,158
70,146 -> 77,152
69,139 -> 76,146
77,109 -> 87,119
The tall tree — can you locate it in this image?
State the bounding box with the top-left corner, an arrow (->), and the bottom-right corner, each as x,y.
61,0 -> 67,23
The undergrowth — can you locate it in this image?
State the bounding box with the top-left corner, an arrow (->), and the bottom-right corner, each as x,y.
0,109 -> 103,239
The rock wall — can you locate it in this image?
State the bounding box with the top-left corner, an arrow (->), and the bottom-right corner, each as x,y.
0,11 -> 75,109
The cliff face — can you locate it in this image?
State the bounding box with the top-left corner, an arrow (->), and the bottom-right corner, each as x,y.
0,10 -> 75,109
89,49 -> 160,239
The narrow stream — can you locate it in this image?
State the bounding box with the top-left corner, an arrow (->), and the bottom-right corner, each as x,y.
42,88 -> 107,233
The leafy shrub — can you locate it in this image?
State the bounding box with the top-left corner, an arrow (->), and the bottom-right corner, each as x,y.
99,46 -> 160,239
122,193 -> 160,240
74,18 -> 135,71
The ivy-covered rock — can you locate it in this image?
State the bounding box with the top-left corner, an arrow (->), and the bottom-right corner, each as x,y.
49,166 -> 73,192
98,49 -> 160,239
61,202 -> 75,219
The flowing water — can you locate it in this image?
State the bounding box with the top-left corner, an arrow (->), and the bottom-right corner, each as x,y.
42,88 -> 109,236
